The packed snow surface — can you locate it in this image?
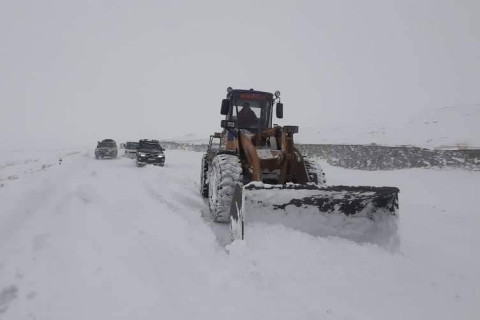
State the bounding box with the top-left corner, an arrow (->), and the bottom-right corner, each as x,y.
0,149 -> 479,319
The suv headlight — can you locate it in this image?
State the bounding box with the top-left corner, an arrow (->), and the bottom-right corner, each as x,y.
139,152 -> 146,157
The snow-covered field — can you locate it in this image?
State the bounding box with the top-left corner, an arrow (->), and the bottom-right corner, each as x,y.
0,149 -> 479,320
300,104 -> 480,149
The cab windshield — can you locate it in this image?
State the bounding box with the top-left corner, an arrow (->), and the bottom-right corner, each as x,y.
231,92 -> 272,129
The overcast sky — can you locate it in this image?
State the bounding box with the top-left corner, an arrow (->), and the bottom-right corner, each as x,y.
1,0 -> 479,149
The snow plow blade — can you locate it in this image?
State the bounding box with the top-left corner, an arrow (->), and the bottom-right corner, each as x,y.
230,183 -> 399,247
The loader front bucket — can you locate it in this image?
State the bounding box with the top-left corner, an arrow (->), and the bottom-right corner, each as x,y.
230,183 -> 399,247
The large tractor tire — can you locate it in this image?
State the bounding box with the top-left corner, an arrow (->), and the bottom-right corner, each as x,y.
208,154 -> 243,222
304,158 -> 327,185
200,154 -> 209,198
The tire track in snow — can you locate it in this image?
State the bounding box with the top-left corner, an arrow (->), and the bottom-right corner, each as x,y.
6,155 -> 181,319
0,163 -> 77,251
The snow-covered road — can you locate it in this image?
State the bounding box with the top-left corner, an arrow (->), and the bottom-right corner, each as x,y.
0,150 -> 479,320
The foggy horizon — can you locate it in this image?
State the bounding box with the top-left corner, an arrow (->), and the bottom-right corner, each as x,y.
1,0 -> 479,149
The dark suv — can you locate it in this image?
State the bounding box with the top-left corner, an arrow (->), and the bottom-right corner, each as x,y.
95,139 -> 118,159
136,140 -> 165,167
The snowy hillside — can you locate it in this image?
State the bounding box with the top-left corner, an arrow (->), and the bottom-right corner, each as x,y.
0,149 -> 479,319
162,133 -> 210,145
152,104 -> 480,151
299,104 -> 480,148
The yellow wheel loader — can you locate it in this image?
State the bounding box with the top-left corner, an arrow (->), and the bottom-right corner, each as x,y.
200,88 -> 399,246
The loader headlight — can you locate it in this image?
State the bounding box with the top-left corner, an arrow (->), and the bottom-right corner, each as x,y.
274,90 -> 281,97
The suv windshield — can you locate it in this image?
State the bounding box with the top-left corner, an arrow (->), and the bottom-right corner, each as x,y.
231,92 -> 271,129
98,142 -> 115,148
126,142 -> 139,149
139,142 -> 161,150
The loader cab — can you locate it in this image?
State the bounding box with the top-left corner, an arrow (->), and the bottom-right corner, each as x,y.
221,89 -> 278,132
